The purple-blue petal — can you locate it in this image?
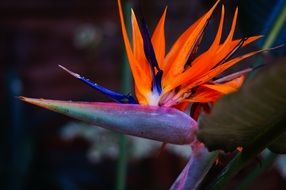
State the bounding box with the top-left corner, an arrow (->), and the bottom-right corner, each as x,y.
59,65 -> 137,104
140,18 -> 163,94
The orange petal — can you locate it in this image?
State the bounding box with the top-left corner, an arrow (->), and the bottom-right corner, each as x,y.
237,35 -> 263,47
213,7 -> 238,54
135,85 -> 149,105
131,10 -> 144,59
165,34 -> 262,94
185,75 -> 245,103
211,35 -> 262,69
202,75 -> 245,94
189,7 -> 239,71
224,7 -> 238,44
185,88 -> 222,103
210,7 -> 238,64
118,0 -> 151,98
189,49 -> 268,88
190,5 -> 225,68
162,18 -> 200,73
166,6 -> 224,91
163,0 -> 220,81
117,0 -> 141,78
131,9 -> 151,79
198,49 -> 266,84
211,5 -> 225,48
213,68 -> 252,83
152,7 -> 167,68
169,48 -> 265,99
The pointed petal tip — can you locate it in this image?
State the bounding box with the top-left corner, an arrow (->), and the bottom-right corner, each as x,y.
253,35 -> 263,39
163,6 -> 168,14
19,97 -> 77,113
274,44 -> 284,49
18,96 -> 35,103
19,96 -> 51,111
131,8 -> 135,15
206,0 -> 220,16
58,65 -> 80,78
18,96 -> 25,100
59,64 -> 137,104
262,44 -> 284,53
18,96 -> 50,108
213,0 -> 220,9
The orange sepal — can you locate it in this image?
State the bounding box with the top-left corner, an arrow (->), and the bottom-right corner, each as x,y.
184,75 -> 244,103
185,88 -> 222,103
131,10 -> 152,86
167,48 -> 263,97
163,0 -> 220,83
118,0 -> 151,99
152,7 -> 167,68
202,75 -> 245,94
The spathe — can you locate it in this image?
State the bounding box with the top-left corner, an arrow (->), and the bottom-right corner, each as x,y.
20,97 -> 197,145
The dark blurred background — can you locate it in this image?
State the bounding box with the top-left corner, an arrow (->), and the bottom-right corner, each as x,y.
0,0 -> 285,189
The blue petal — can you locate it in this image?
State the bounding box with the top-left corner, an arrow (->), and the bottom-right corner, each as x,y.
154,70 -> 163,94
140,18 -> 163,94
140,19 -> 160,71
59,65 -> 137,104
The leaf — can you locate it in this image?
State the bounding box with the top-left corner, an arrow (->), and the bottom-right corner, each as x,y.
268,132 -> 286,153
198,62 -> 286,153
20,97 -> 197,145
170,143 -> 218,190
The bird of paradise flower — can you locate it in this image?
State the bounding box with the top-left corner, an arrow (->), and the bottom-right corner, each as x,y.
20,0 -> 271,189
57,0 -> 264,111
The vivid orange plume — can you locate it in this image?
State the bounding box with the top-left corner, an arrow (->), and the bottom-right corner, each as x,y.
118,0 -> 263,110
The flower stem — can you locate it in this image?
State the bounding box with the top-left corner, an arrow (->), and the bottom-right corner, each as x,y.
116,134 -> 128,190
262,4 -> 286,49
234,151 -> 276,190
116,1 -> 132,190
170,143 -> 218,190
248,3 -> 285,80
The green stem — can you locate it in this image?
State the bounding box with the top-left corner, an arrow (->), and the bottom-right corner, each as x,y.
263,4 -> 286,49
234,151 -> 276,190
116,2 -> 132,190
116,135 -> 128,190
248,3 -> 285,80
